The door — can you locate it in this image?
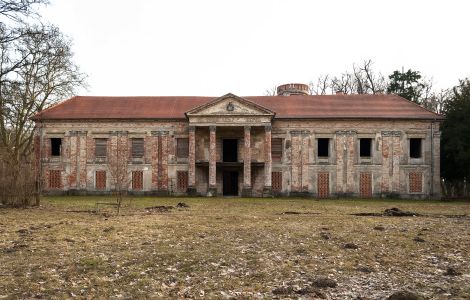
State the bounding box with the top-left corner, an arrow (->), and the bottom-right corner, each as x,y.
223,171 -> 239,196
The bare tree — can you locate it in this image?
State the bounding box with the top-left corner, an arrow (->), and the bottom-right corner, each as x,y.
309,75 -> 330,95
2,25 -> 85,166
0,0 -> 48,22
108,132 -> 129,214
0,0 -> 86,206
264,86 -> 277,96
352,60 -> 387,94
422,88 -> 450,115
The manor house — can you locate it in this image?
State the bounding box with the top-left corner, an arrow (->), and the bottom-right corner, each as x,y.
33,83 -> 442,198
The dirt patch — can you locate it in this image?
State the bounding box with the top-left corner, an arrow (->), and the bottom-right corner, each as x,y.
176,202 -> 189,208
352,207 -> 420,217
443,266 -> 461,276
280,211 -> 320,215
387,290 -> 423,300
145,205 -> 174,213
312,276 -> 337,288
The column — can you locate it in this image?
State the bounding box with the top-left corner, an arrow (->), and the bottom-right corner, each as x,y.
187,126 -> 197,195
242,126 -> 252,197
263,125 -> 272,196
208,126 -> 217,196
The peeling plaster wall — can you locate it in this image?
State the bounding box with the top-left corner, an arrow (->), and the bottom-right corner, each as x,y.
36,119 -> 441,198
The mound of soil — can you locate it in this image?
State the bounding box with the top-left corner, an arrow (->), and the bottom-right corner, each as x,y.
351,207 -> 420,217
145,205 -> 174,213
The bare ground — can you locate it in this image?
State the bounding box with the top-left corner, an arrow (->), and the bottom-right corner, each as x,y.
0,197 -> 469,299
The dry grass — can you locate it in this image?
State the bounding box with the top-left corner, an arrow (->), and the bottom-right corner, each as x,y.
0,197 -> 469,299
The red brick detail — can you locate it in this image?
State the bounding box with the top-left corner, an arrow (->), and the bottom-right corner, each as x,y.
244,126 -> 251,187
177,171 -> 188,192
409,172 -> 423,193
49,170 -> 61,189
132,171 -> 143,190
272,172 -> 282,192
95,171 -> 106,190
317,172 -> 329,198
359,172 -> 372,198
150,136 -> 159,188
188,127 -> 196,187
86,136 -> 94,162
209,126 -> 217,187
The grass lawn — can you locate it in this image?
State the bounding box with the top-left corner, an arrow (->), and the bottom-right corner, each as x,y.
0,197 -> 469,299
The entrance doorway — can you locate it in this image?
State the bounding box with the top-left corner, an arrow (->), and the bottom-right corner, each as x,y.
223,139 -> 238,162
223,171 -> 239,196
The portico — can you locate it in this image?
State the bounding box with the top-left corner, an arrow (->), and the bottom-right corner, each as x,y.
185,94 -> 275,197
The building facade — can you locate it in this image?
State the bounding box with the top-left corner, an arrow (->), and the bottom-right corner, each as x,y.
33,84 -> 443,198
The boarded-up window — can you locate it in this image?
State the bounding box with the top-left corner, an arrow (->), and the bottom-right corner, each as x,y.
272,138 -> 283,162
359,172 -> 372,198
132,170 -> 143,190
409,172 -> 423,193
272,171 -> 282,192
95,170 -> 106,189
51,138 -> 62,156
132,138 -> 144,158
177,171 -> 188,191
317,172 -> 329,198
176,138 -> 189,158
49,170 -> 61,188
95,139 -> 107,158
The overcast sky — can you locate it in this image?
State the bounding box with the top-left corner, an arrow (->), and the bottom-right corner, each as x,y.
40,0 -> 470,96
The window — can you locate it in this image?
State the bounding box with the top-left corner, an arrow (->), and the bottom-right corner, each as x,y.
95,170 -> 106,189
49,170 -> 61,188
50,138 -> 62,156
317,138 -> 329,157
176,138 -> 189,159
410,138 -> 422,158
360,138 -> 372,157
95,139 -> 107,158
131,138 -> 144,158
132,171 -> 143,190
177,171 -> 188,191
272,138 -> 283,162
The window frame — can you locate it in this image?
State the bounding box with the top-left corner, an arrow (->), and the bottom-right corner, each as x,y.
271,138 -> 283,163
50,138 -> 62,157
409,138 -> 423,159
131,138 -> 145,159
317,138 -> 330,158
94,138 -> 107,158
176,138 -> 189,159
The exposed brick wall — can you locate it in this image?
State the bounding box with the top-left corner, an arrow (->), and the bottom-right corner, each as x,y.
37,119 -> 441,198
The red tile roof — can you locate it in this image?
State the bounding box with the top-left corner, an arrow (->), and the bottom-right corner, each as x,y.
32,94 -> 442,121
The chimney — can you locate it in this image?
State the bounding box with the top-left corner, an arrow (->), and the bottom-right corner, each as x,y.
276,83 -> 310,96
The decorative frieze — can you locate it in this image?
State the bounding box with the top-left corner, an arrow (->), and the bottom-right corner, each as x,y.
151,131 -> 169,136
381,130 -> 402,137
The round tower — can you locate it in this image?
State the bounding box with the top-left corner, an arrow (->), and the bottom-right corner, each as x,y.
276,83 -> 310,96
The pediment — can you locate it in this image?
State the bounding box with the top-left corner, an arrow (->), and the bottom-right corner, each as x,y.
186,93 -> 275,117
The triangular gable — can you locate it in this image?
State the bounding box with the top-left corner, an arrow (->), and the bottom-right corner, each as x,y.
185,93 -> 275,117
